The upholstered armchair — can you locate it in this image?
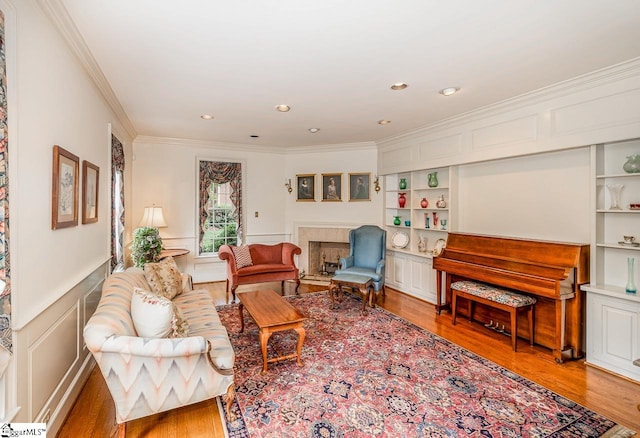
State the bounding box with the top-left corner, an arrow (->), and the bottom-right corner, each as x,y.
336,225 -> 386,295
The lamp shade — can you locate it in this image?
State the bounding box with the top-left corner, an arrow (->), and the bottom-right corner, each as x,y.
139,206 -> 167,228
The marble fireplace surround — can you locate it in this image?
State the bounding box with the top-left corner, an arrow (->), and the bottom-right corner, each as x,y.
295,223 -> 362,280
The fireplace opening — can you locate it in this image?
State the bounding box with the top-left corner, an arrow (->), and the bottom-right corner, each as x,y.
307,240 -> 350,280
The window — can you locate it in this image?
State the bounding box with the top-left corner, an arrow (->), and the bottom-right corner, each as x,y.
201,181 -> 238,253
198,160 -> 243,255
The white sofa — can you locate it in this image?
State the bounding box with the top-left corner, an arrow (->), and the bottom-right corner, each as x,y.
83,267 -> 235,436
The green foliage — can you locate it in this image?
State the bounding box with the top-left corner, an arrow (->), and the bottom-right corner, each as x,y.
201,206 -> 238,253
131,227 -> 163,268
214,223 -> 237,252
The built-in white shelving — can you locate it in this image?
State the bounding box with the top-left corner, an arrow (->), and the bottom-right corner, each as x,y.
383,167 -> 457,303
582,139 -> 640,382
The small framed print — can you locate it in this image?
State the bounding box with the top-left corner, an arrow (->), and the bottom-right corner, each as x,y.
52,145 -> 79,229
296,174 -> 315,202
349,172 -> 371,201
82,160 -> 99,224
322,173 -> 342,202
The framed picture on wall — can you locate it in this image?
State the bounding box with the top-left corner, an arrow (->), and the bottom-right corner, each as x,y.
52,145 -> 79,229
296,174 -> 315,201
82,160 -> 100,224
348,172 -> 371,201
322,173 -> 342,202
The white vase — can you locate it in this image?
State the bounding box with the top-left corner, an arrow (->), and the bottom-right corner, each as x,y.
606,183 -> 623,210
627,257 -> 637,294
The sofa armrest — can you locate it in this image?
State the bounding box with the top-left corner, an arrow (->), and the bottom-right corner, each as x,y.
218,245 -> 237,269
281,242 -> 302,265
97,333 -> 210,358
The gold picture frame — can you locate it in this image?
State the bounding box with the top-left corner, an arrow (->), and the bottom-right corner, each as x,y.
321,173 -> 342,202
82,160 -> 99,224
52,145 -> 79,229
296,174 -> 315,202
348,172 -> 371,201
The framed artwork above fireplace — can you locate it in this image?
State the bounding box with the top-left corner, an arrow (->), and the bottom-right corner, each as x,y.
296,174 -> 315,201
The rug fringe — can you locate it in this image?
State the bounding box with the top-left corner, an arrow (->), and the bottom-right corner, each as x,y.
216,396 -> 230,438
600,425 -> 636,437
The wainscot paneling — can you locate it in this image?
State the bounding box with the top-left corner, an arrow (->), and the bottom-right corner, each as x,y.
417,134 -> 462,162
380,145 -> 416,174
377,58 -> 640,175
13,261 -> 109,436
470,115 -> 538,152
30,306 -> 78,418
550,88 -> 640,138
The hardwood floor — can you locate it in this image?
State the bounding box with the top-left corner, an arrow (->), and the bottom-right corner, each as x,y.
57,281 -> 640,437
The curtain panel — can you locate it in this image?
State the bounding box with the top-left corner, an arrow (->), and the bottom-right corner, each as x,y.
111,135 -> 125,271
0,10 -> 11,355
198,161 -> 242,253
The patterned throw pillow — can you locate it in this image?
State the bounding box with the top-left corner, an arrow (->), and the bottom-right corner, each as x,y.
144,256 -> 183,299
171,306 -> 190,338
131,287 -> 189,338
232,245 -> 253,269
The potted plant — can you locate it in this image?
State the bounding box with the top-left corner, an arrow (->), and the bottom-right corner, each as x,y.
131,227 -> 163,268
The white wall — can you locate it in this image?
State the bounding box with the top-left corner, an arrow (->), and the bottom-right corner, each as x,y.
284,144 -> 383,233
284,144 -> 382,276
13,0 -> 119,326
7,0 -> 133,431
457,147 -> 591,243
131,139 -> 383,282
132,138 -> 289,282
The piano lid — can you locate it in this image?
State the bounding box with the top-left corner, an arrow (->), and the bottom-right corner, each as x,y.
434,232 -> 590,287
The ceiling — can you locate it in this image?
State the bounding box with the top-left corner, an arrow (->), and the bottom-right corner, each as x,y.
56,0 -> 640,148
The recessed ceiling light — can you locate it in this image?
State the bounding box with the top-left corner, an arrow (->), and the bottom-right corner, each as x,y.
378,120 -> 391,125
200,114 -> 214,120
275,105 -> 291,112
390,83 -> 408,90
439,87 -> 459,96
308,128 -> 320,133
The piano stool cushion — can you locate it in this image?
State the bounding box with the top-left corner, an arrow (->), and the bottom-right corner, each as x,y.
451,281 -> 537,307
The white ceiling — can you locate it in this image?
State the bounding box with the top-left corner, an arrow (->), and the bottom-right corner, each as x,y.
58,0 -> 640,148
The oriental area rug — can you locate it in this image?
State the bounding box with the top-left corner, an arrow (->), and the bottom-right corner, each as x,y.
216,292 -> 635,438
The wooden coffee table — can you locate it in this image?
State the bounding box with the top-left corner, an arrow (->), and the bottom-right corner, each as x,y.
238,290 -> 307,374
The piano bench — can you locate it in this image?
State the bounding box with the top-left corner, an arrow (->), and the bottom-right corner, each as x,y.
451,280 -> 536,352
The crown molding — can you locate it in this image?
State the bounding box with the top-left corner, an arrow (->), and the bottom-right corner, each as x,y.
284,141 -> 377,154
377,57 -> 640,149
134,135 -> 377,155
134,135 -> 288,153
37,0 -> 137,140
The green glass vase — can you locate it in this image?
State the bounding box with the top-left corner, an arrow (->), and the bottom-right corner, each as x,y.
427,172 -> 438,187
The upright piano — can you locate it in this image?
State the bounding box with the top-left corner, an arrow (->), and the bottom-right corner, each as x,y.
433,232 -> 589,362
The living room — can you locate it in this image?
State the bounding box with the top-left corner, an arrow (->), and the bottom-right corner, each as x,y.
2,1 -> 640,436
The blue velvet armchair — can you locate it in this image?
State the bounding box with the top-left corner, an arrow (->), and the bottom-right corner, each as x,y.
336,225 -> 386,295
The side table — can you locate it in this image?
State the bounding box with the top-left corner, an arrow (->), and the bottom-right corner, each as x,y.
329,273 -> 374,315
159,248 -> 189,260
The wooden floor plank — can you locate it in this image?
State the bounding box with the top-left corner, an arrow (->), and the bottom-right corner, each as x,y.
56,281 -> 640,437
